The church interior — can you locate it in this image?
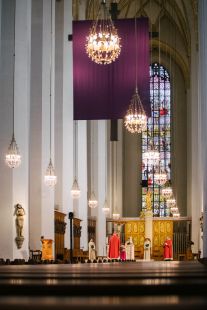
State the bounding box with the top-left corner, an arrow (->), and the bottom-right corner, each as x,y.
1,0 -> 207,308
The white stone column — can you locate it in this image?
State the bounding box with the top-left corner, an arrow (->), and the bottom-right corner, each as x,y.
54,0 -> 63,212
78,121 -> 88,250
74,0 -> 88,251
61,0 -> 74,248
199,0 -> 207,258
96,120 -> 107,256
117,120 -> 123,217
41,0 -> 55,249
29,0 -> 55,254
0,0 -> 31,260
188,29 -> 201,254
29,0 -> 43,251
13,0 -> 31,260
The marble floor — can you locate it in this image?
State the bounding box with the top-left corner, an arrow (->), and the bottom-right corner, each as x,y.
0,260 -> 207,309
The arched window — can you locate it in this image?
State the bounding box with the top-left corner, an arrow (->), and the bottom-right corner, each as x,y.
142,63 -> 171,217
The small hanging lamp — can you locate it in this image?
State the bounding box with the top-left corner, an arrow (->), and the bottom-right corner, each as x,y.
5,2 -> 21,169
71,120 -> 80,198
88,121 -> 98,208
124,11 -> 147,133
44,0 -> 57,187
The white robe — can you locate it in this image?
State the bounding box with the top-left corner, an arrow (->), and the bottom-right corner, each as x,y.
125,240 -> 134,260
144,240 -> 151,261
88,241 -> 96,261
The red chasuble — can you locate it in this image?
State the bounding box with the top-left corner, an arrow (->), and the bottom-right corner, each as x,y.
163,238 -> 173,260
109,233 -> 120,259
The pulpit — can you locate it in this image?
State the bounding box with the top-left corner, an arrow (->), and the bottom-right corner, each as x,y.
41,239 -> 53,260
55,210 -> 66,260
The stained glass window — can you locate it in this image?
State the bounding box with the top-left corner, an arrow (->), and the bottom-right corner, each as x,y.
141,63 -> 171,217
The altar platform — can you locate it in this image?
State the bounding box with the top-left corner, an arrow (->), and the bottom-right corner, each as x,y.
0,260 -> 207,309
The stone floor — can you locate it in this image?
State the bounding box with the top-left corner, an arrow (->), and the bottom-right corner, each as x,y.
0,260 -> 207,309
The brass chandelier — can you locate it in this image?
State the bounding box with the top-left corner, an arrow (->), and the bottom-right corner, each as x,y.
154,170 -> 168,186
124,12 -> 147,134
124,87 -> 147,133
143,147 -> 160,167
85,0 -> 121,65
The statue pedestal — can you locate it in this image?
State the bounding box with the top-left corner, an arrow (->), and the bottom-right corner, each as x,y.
15,236 -> 24,249
41,239 -> 53,260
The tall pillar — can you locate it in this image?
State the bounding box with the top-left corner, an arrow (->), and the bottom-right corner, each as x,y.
199,0 -> 207,258
96,120 -> 107,256
78,121 -> 88,250
13,0 -> 31,259
188,28 -> 201,253
29,0 -> 55,252
61,0 -> 73,248
144,192 -> 153,244
74,0 -> 88,251
0,0 -> 31,260
54,0 -> 63,211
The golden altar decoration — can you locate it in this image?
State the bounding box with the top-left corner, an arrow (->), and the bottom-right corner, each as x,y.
41,239 -> 53,260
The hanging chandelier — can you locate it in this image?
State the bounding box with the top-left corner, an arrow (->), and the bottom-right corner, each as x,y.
143,148 -> 160,166
170,205 -> 178,213
71,121 -> 81,199
88,121 -> 98,208
172,211 -> 180,218
161,186 -> 173,199
102,199 -> 110,214
124,87 -> 147,133
166,198 -> 176,207
124,13 -> 146,134
44,158 -> 57,187
5,134 -> 21,168
154,170 -> 168,186
71,178 -> 80,199
85,0 -> 121,65
44,0 -> 57,188
5,1 -> 21,169
112,212 -> 120,220
88,191 -> 98,209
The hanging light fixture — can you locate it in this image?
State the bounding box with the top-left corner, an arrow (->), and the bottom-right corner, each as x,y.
124,11 -> 147,133
166,197 -> 176,208
172,211 -> 180,218
143,147 -> 160,166
71,121 -> 80,198
88,191 -> 98,209
44,0 -> 57,188
102,199 -> 110,214
5,2 -> 21,169
161,186 -> 173,199
154,168 -> 168,186
85,0 -> 121,65
88,121 -> 98,208
161,180 -> 173,199
124,88 -> 147,133
170,205 -> 178,213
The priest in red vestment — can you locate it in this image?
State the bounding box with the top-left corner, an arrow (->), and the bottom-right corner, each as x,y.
109,233 -> 120,259
163,237 -> 173,260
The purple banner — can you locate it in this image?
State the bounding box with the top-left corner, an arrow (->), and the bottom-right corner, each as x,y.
73,18 -> 150,120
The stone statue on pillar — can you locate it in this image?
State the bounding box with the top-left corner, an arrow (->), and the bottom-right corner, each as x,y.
14,204 -> 25,249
